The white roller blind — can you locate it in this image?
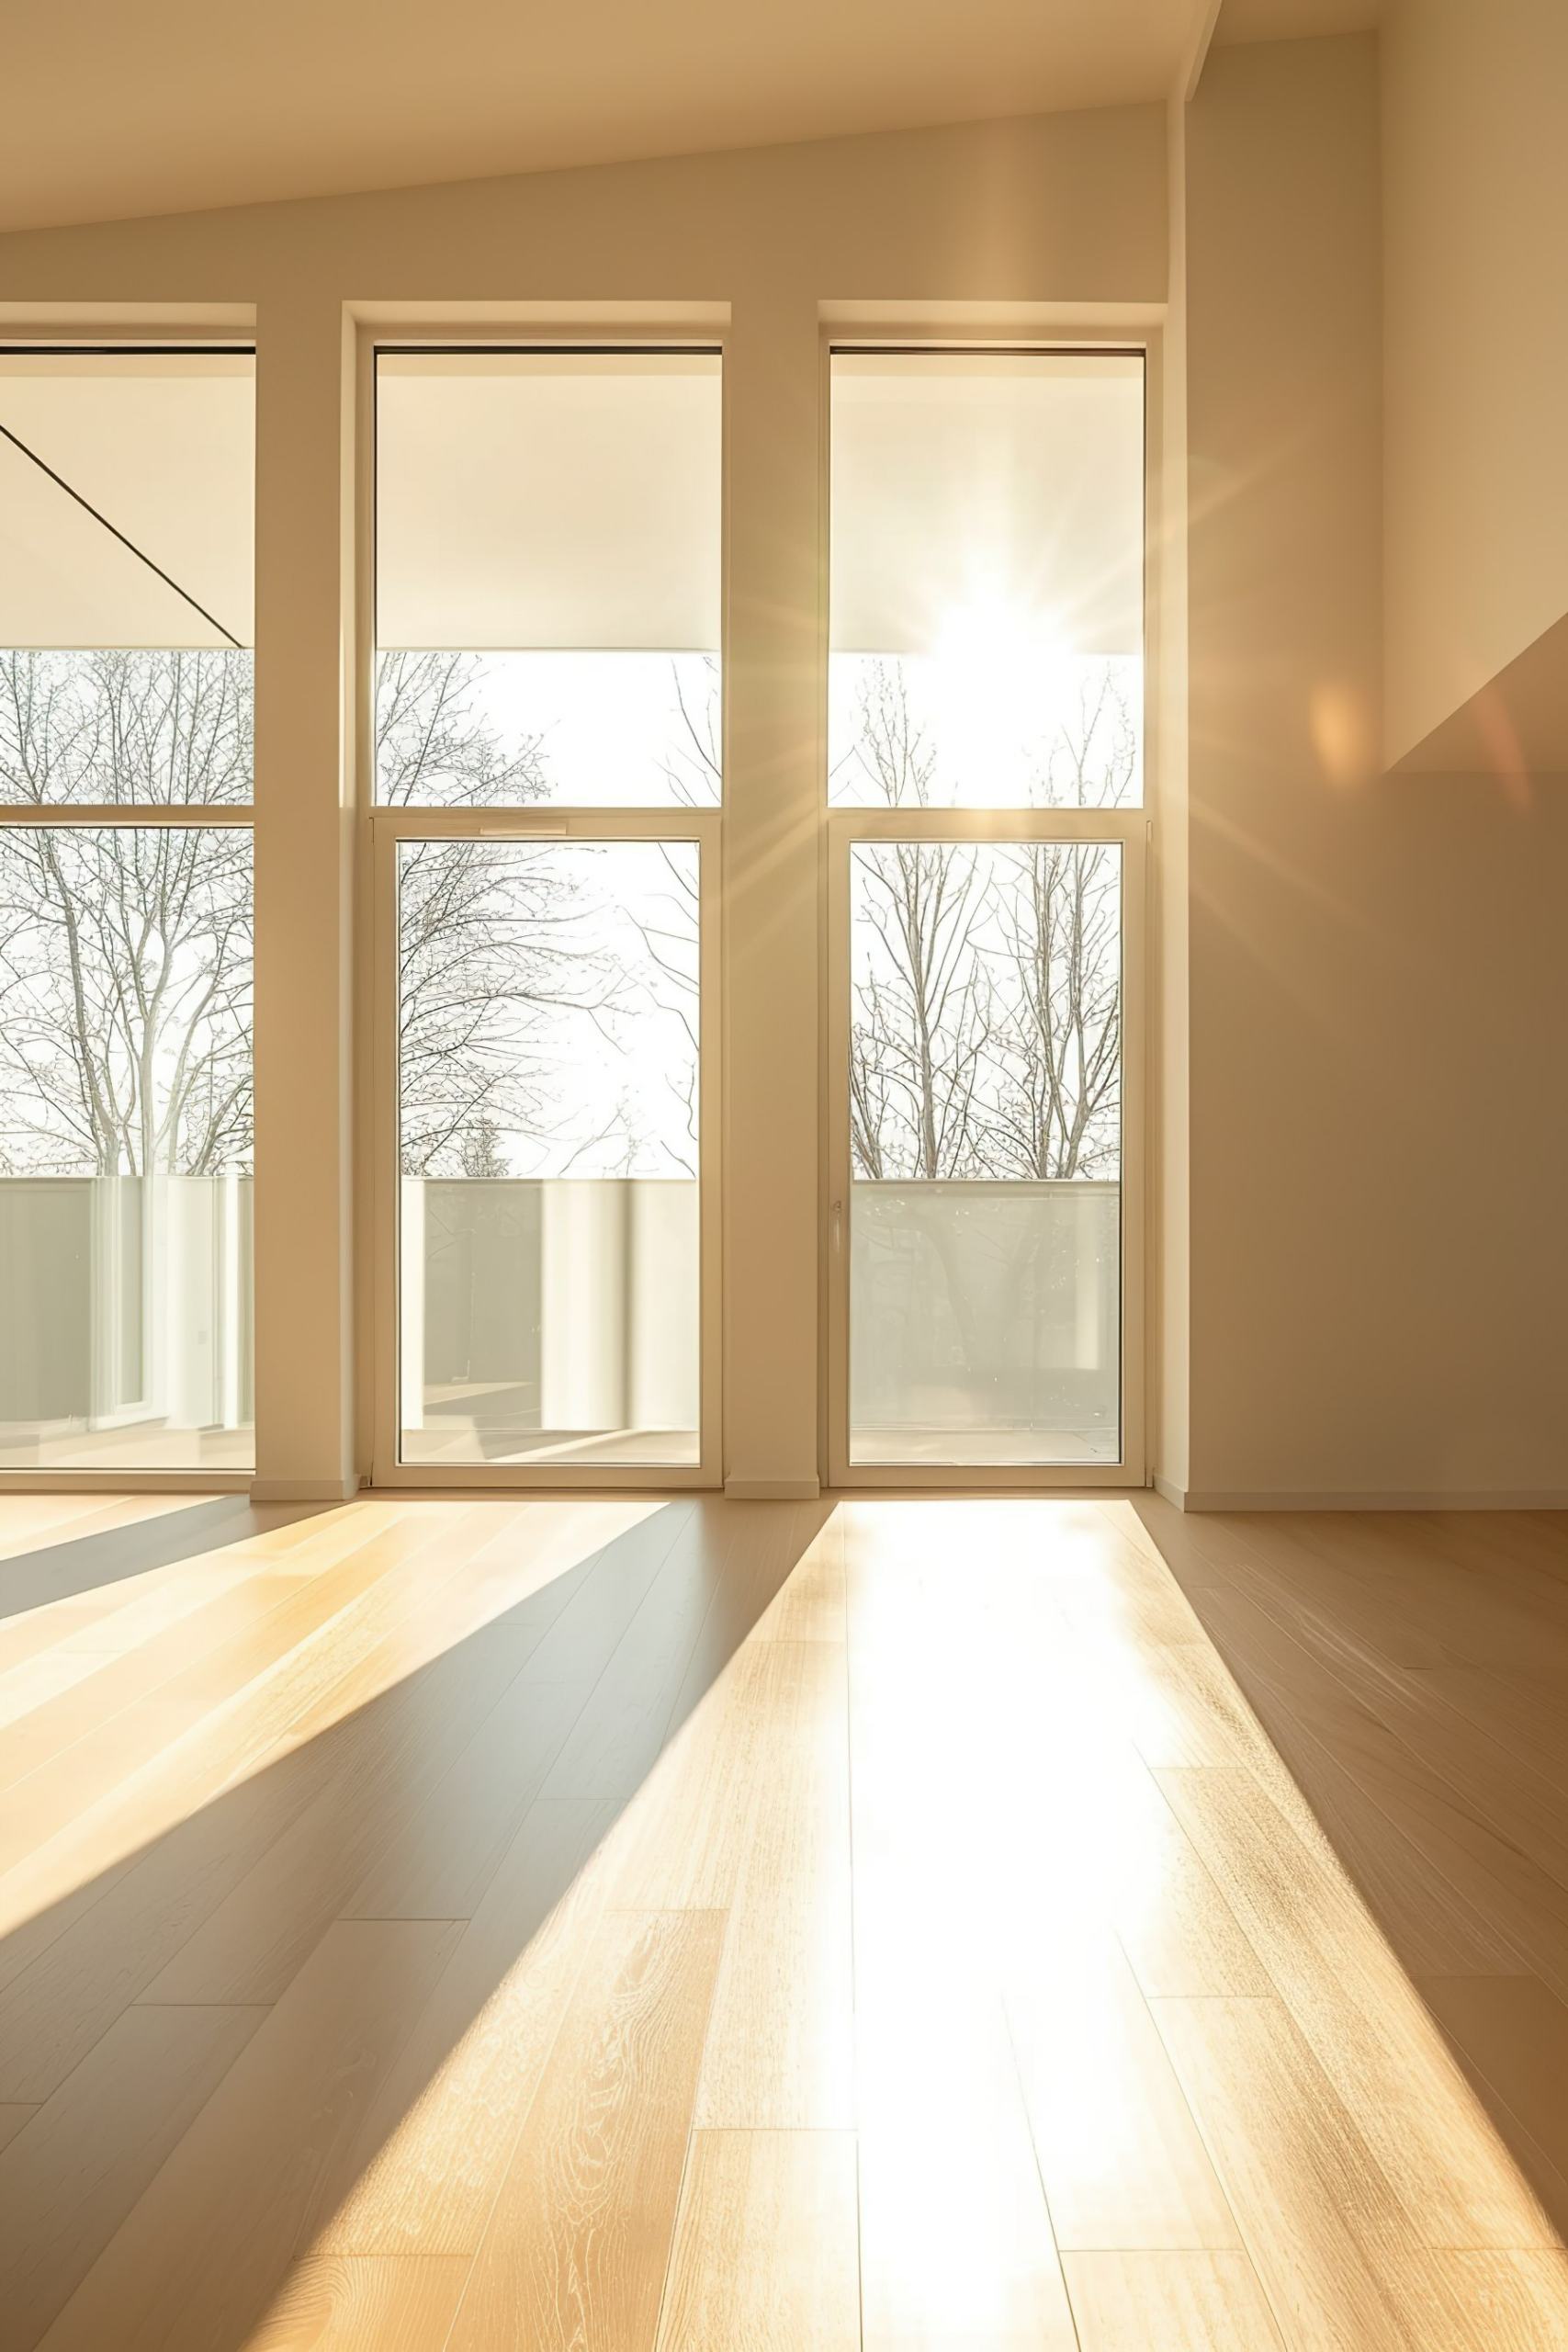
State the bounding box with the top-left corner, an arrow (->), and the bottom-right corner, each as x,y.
830,353 -> 1144,658
376,350 -> 722,651
0,352 -> 254,650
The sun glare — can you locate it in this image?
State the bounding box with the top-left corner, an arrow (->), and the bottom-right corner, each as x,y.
931,594 -> 1073,803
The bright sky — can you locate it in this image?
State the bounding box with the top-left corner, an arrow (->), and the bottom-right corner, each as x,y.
378,647 -> 1143,810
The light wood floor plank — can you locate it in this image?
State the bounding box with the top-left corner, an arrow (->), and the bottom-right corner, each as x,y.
0,1495 -> 207,1566
1159,1764 -> 1559,2249
38,1919 -> 461,2352
0,1507 -> 520,1936
536,1505 -> 748,1805
694,1639 -> 853,2129
0,1561 -> 321,1798
445,1905 -> 726,2352
0,2099 -> 37,2152
653,2130 -> 860,2352
605,1639 -> 777,1912
143,1677 -> 582,2007
1414,1665 -> 1568,1790
319,1796 -> 615,2258
0,1742 -> 334,2101
0,2000 -> 265,2349
1062,2250 -> 1287,2350
1419,1973 -> 1568,2238
243,2255 -> 472,2350
859,2117 -> 1079,2351
1385,2250 -> 1568,2350
1153,1994 -> 1423,2350
754,1510 -> 846,1642
1006,1934 -> 1243,2252
1183,1582 -> 1543,1975
0,1511 -> 447,1882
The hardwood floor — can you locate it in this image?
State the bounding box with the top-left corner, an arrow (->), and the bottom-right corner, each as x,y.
2,1489 -> 1568,2347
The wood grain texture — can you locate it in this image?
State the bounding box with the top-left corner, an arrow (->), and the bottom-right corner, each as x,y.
1152,1994 -> 1422,2349
2,1493 -> 1565,2348
1386,2250 -> 1568,2350
445,1906 -> 726,2352
246,2256 -> 473,2350
319,1797 -> 616,2258
653,2130 -> 859,2352
694,1639 -> 853,2129
1157,1764 -> 1558,2249
1062,2250 -> 1287,2350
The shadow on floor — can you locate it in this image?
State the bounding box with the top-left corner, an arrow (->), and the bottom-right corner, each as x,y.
0,1496 -> 332,1622
1133,1492 -> 1568,2250
0,1492 -> 830,2348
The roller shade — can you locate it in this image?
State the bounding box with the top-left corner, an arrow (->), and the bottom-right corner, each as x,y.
0,352 -> 254,650
830,353 -> 1144,659
376,350 -> 722,652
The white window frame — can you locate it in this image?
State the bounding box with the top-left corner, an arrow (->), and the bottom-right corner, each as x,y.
0,334 -> 257,1492
364,337 -> 726,1490
820,334 -> 1153,1491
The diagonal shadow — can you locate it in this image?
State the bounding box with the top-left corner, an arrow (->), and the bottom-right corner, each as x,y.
0,1491 -> 832,2348
0,1495 -> 330,1622
1129,1493 -> 1568,2255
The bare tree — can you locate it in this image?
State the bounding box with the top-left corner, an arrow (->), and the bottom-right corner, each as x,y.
846,656 -> 1130,1188
0,646 -> 692,1191
984,842 -> 1121,1181
0,650 -> 253,1177
378,651 -> 572,1177
614,654 -> 721,1170
845,667 -> 993,1182
382,652 -> 695,1179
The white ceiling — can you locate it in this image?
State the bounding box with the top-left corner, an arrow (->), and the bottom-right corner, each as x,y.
0,0 -> 1389,239
2,0 -> 1206,235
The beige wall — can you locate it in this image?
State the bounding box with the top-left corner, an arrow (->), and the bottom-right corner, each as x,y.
1183,35 -> 1568,1505
1382,0 -> 1568,767
0,108 -> 1166,1499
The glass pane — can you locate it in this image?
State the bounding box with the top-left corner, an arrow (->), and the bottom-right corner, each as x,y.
830,352 -> 1143,809
376,350 -> 721,806
849,839 -> 1121,1464
0,826 -> 254,1469
398,836 -> 700,1466
0,350 -> 254,805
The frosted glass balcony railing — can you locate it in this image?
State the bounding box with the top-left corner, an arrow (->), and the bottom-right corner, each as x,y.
400,1177 -> 700,1467
0,1174 -> 254,1469
851,1179 -> 1120,1465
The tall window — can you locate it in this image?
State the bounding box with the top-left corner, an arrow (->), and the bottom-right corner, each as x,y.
0,349 -> 255,1472
374,347 -> 720,1476
828,348 -> 1144,1476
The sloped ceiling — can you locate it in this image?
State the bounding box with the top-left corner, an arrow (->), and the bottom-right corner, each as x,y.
4,0 -> 1203,234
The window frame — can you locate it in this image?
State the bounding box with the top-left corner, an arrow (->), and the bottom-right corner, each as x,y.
820,334 -> 1153,1491
0,338 -> 259,1487
364,337 -> 728,1490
